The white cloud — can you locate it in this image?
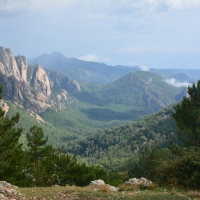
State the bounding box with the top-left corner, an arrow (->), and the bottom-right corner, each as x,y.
165,78 -> 191,87
138,65 -> 149,71
78,54 -> 110,62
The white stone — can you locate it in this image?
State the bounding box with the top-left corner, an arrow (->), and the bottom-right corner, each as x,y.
0,193 -> 8,200
125,177 -> 153,186
90,179 -> 105,185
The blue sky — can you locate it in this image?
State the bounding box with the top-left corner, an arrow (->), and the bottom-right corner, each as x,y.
0,0 -> 200,69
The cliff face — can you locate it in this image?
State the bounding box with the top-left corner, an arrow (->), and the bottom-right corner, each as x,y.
32,65 -> 52,97
15,55 -> 28,83
0,47 -> 21,81
0,47 -> 82,116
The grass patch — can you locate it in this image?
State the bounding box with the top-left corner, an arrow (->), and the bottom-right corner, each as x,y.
15,185 -> 189,200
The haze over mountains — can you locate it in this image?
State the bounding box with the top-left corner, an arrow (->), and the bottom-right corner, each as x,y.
0,46 -> 190,147
28,52 -> 196,84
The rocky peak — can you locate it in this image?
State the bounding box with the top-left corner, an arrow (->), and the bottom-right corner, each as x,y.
32,65 -> 52,97
15,55 -> 28,83
0,47 -> 28,83
0,47 -> 21,81
5,47 -> 12,54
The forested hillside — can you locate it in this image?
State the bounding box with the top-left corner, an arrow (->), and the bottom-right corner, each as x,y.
65,103 -> 181,171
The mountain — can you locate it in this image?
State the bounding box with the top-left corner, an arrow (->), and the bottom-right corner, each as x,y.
28,52 -> 138,84
0,46 -> 187,148
64,103 -> 180,171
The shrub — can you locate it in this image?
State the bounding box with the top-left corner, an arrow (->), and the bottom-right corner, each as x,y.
98,184 -> 110,193
154,149 -> 200,189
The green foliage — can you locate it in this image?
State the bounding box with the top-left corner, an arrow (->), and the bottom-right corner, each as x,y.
26,125 -> 49,164
64,103 -> 180,171
129,147 -> 170,180
43,147 -> 108,187
154,149 -> 200,189
173,81 -> 200,150
33,160 -> 46,187
0,82 -> 23,180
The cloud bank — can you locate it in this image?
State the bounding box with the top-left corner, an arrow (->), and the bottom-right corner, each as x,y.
165,78 -> 192,87
138,65 -> 149,71
78,54 -> 110,62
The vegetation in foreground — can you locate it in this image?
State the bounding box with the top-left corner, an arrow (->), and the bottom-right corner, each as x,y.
1,81 -> 200,193
15,185 -> 189,200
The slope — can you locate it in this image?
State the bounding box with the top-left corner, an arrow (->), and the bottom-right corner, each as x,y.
64,103 -> 181,171
28,52 -> 138,84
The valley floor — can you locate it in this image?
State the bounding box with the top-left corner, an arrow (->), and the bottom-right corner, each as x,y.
15,186 -> 190,200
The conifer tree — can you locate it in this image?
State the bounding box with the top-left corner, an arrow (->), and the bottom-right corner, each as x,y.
173,81 -> 200,151
26,125 -> 49,164
0,83 -> 23,179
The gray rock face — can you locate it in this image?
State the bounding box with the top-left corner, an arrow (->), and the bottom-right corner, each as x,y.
0,47 -> 21,81
0,47 -> 28,83
90,179 -> 105,185
32,65 -> 52,97
0,46 -> 81,115
15,55 -> 28,83
90,179 -> 119,191
0,181 -> 21,200
125,177 -> 153,186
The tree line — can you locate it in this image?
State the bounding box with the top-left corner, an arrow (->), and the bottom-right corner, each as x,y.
1,80 -> 200,189
130,81 -> 200,189
0,83 -> 108,187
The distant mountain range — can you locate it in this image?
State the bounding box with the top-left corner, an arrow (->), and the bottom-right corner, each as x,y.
28,51 -> 197,84
0,47 -> 189,148
28,52 -> 138,84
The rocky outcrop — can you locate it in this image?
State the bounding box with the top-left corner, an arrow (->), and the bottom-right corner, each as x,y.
0,47 -> 28,83
90,179 -> 119,191
0,74 -> 54,113
0,100 -> 9,115
46,70 -> 81,95
0,47 -> 21,81
0,46 -> 79,114
125,177 -> 153,186
15,55 -> 28,83
0,181 -> 21,200
32,65 -> 52,97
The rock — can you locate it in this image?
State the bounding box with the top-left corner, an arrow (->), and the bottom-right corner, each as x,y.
15,55 -> 28,83
0,193 -> 8,200
90,180 -> 119,191
90,179 -> 105,185
0,181 -> 20,199
0,100 -> 9,116
0,47 -> 21,82
125,177 -> 153,186
107,184 -> 119,192
32,65 -> 52,97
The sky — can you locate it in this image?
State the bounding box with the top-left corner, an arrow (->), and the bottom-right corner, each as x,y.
0,0 -> 200,69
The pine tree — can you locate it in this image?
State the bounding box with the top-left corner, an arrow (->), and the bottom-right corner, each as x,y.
0,83 -> 23,180
173,81 -> 200,151
26,125 -> 49,164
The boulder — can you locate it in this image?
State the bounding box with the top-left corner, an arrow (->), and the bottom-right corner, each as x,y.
90,179 -> 105,185
0,193 -> 8,200
0,181 -> 21,198
90,179 -> 119,191
125,177 -> 153,186
107,184 -> 119,192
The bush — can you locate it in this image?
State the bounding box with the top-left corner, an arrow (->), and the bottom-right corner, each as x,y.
154,149 -> 200,189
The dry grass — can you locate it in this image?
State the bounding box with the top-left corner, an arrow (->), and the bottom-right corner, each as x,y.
97,184 -> 110,193
118,183 -> 140,191
13,185 -> 189,200
187,190 -> 200,198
